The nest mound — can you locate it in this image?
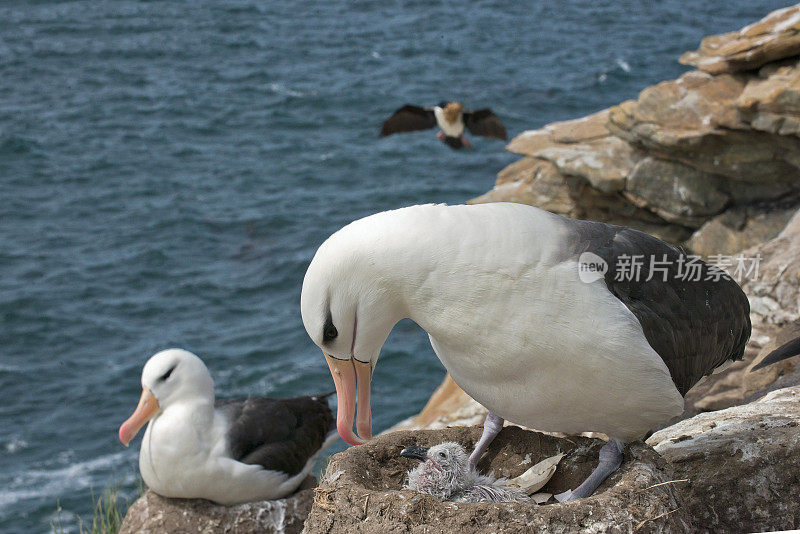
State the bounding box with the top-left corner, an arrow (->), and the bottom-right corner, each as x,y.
307,426 -> 690,533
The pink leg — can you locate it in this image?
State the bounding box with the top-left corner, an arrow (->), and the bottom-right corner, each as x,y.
437,131 -> 445,140
460,134 -> 472,148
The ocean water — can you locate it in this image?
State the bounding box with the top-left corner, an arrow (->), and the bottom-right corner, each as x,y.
0,1 -> 787,532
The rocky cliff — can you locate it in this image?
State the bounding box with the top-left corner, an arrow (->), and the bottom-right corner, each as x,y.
472,3 -> 800,257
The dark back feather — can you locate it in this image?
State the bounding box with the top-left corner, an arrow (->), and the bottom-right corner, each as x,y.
567,219 -> 751,395
216,395 -> 335,476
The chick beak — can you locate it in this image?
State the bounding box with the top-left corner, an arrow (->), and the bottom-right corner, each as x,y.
400,445 -> 429,461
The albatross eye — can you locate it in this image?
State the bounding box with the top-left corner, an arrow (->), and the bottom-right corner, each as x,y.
159,365 -> 176,382
323,323 -> 338,342
322,316 -> 339,343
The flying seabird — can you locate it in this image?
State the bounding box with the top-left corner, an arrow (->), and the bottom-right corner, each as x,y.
300,203 -> 755,500
401,442 -> 532,503
118,349 -> 338,504
380,102 -> 507,149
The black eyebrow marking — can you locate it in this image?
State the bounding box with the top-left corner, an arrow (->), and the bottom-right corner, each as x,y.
160,364 -> 176,381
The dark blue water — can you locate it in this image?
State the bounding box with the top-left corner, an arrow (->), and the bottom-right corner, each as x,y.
0,1 -> 787,532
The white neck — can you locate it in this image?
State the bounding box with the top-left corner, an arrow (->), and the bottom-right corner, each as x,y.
141,398 -> 219,473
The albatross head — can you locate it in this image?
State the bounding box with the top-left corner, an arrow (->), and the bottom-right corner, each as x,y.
118,348 -> 214,446
301,215 -> 411,446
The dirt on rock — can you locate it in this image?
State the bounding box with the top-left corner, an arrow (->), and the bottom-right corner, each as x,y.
305,426 -> 691,533
119,477 -> 316,534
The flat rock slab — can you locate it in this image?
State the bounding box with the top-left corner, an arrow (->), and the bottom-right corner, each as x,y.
120,478 -> 315,534
680,4 -> 800,74
648,386 -> 800,532
306,427 -> 690,533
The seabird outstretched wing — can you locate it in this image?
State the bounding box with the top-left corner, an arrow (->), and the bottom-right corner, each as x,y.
463,109 -> 507,140
217,395 -> 335,476
567,219 -> 751,395
380,104 -> 437,136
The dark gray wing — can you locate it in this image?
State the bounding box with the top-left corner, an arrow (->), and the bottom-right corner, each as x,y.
752,336 -> 800,371
568,219 -> 751,395
380,104 -> 436,136
216,394 -> 335,476
463,109 -> 507,140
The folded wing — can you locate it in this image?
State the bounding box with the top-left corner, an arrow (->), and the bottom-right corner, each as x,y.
217,394 -> 335,476
568,219 -> 751,395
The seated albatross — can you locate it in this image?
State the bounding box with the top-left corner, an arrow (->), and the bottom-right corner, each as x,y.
300,203 -> 756,500
380,102 -> 507,149
118,349 -> 337,504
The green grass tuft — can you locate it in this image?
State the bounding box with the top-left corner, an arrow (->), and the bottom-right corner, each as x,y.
85,487 -> 124,534
52,479 -> 143,534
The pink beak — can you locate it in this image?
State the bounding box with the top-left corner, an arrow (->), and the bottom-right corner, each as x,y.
324,352 -> 373,446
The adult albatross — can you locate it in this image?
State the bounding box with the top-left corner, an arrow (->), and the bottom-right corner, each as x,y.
118,349 -> 337,504
300,203 -> 752,500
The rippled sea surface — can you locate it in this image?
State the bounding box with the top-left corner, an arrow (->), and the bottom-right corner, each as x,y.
0,1 -> 786,531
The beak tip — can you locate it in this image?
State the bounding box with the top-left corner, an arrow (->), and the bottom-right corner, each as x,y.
118,427 -> 130,447
400,445 -> 428,461
338,427 -> 367,446
118,388 -> 159,447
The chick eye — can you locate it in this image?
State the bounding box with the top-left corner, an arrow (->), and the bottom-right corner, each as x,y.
438,452 -> 446,459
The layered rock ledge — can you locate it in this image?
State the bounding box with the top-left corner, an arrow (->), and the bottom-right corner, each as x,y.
472,3 -> 800,256
647,386 -> 800,532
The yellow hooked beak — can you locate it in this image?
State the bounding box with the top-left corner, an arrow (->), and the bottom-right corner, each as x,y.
118,387 -> 159,447
324,352 -> 373,446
